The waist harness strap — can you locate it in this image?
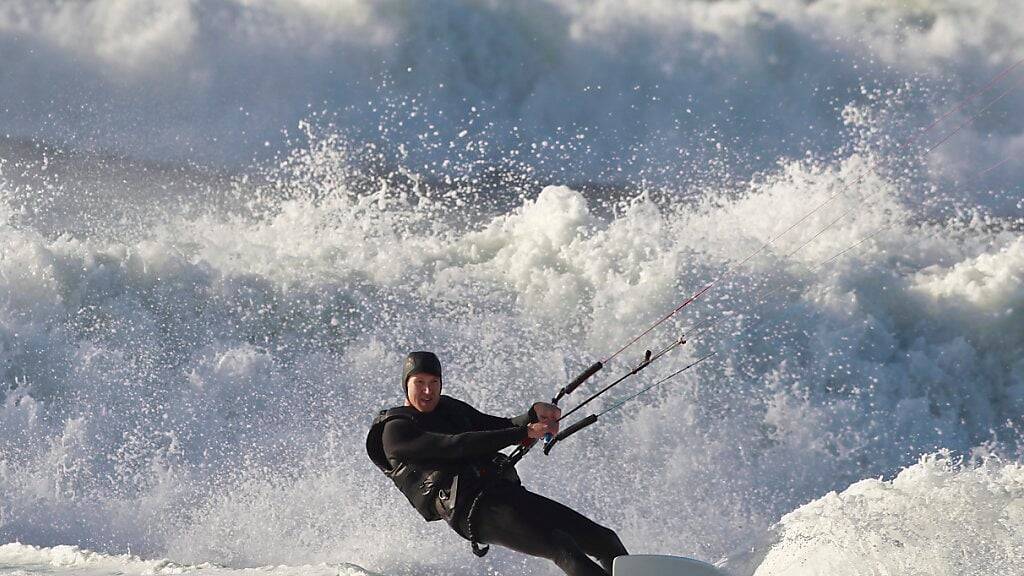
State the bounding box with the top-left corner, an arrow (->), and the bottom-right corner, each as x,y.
466,488 -> 490,558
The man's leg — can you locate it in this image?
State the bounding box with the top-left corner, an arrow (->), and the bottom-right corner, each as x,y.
512,488 -> 628,572
472,488 -> 611,576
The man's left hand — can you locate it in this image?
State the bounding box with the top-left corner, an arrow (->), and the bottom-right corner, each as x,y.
532,402 -> 561,435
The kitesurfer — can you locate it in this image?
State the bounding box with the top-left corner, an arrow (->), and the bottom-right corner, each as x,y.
367,351 -> 628,576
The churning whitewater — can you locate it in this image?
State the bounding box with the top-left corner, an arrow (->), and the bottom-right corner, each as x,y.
1,1 -> 1023,575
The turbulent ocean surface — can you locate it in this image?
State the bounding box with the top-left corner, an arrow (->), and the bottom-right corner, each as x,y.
1,1 -> 1022,575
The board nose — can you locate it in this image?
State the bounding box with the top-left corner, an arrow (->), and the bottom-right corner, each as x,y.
612,554 -> 725,576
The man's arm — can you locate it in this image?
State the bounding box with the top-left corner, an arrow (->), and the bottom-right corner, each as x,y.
443,396 -> 538,430
381,418 -> 527,464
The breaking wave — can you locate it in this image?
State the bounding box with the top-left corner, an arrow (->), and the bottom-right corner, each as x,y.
1,0 -> 1023,203
1,2 -> 1023,575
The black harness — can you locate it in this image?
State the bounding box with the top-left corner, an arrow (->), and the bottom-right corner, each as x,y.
365,406 -> 459,522
365,402 -> 521,556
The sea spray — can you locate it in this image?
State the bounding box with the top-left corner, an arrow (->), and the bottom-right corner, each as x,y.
751,453 -> 1024,576
2,129 -> 1021,574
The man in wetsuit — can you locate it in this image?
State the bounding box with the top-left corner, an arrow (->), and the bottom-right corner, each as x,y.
366,351 -> 628,576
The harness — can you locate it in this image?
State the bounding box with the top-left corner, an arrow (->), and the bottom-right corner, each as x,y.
366,407 -> 457,522
366,404 -> 519,556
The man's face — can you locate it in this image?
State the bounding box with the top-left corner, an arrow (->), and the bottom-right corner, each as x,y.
406,372 -> 441,412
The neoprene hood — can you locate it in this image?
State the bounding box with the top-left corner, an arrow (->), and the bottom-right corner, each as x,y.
403,351 -> 443,395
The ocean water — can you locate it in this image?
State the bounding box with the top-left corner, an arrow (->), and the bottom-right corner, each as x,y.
1,1 -> 1022,575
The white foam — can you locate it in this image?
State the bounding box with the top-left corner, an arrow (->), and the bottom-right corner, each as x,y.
752,453 -> 1024,576
2,0 -> 1022,196
1,102 -> 1022,574
0,543 -> 378,576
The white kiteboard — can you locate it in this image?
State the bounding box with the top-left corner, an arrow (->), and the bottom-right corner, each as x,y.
613,554 -> 725,576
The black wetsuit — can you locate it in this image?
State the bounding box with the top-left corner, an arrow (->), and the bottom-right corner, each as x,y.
379,396 -> 627,576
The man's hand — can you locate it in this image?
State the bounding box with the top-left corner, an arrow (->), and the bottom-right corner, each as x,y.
532,402 -> 561,435
533,401 -> 561,421
526,421 -> 558,440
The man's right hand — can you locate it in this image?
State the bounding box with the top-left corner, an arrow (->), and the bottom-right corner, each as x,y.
526,421 -> 558,440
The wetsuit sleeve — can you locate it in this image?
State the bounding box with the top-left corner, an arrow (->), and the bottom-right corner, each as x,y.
508,407 -> 538,427
449,397 -> 538,430
382,418 -> 528,463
